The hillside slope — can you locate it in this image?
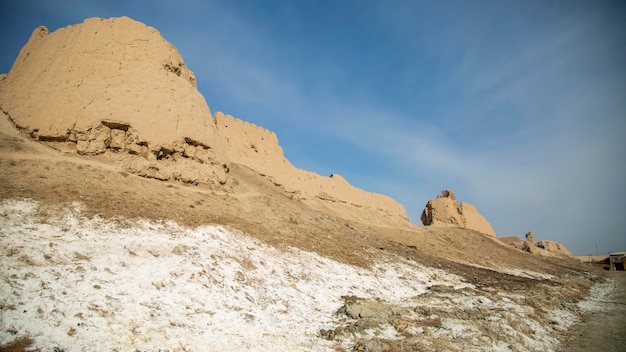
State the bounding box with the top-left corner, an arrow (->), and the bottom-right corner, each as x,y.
0,100 -> 603,352
0,109 -> 586,275
0,16 -> 607,352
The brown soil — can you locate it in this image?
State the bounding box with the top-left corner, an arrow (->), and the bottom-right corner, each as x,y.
0,110 -> 595,280
0,337 -> 33,352
0,110 -> 610,351
558,271 -> 626,352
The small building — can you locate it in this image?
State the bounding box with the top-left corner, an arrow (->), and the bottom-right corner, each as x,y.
609,252 -> 626,271
577,252 -> 626,270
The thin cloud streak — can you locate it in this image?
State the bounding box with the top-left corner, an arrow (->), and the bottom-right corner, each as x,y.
301,3 -> 626,254
0,1 -> 623,255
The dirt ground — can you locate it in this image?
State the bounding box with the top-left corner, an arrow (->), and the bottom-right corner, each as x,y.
558,271 -> 626,352
0,110 -> 617,351
0,111 -> 592,278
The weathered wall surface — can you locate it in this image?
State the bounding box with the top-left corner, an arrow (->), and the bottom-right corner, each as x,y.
215,112 -> 408,219
536,240 -> 573,257
459,202 -> 497,238
0,16 -> 228,184
0,16 -> 408,219
214,112 -> 291,178
504,232 -> 574,258
421,190 -> 497,237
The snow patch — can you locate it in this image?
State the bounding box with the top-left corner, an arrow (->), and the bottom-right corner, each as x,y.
577,277 -> 616,313
0,199 -> 469,351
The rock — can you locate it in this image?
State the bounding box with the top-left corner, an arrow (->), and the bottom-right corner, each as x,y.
513,231 -> 573,257
441,189 -> 456,201
522,231 -> 536,253
125,159 -> 169,181
109,129 -> 126,151
318,329 -> 336,340
421,190 -> 497,237
76,123 -> 111,155
536,240 -> 574,257
338,297 -> 394,321
347,303 -> 391,320
364,340 -> 388,352
522,242 -> 536,254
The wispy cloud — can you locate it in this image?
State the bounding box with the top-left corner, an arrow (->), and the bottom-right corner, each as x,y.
1,1 -> 623,254
294,2 -> 626,253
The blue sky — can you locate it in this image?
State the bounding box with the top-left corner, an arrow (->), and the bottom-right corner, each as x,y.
1,0 -> 624,255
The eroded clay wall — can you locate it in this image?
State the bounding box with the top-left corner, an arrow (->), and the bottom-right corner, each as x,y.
0,16 -> 408,219
421,190 -> 497,237
215,112 -> 407,218
458,202 -> 497,238
0,17 -> 226,162
0,16 -> 228,184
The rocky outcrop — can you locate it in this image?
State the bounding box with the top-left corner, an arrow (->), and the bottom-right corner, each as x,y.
536,240 -> 574,257
500,232 -> 574,258
522,231 -> 536,253
0,16 -> 228,184
421,190 -> 497,237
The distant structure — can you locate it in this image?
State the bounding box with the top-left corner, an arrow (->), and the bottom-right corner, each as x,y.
609,252 -> 625,271
420,190 -> 497,237
500,232 -> 574,258
576,251 -> 625,270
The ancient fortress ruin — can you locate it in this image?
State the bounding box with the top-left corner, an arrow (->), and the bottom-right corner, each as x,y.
0,16 -> 406,221
420,190 -> 497,237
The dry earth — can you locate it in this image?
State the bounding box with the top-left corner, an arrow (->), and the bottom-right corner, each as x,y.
557,271 -> 626,352
0,109 -> 616,352
0,111 -> 587,277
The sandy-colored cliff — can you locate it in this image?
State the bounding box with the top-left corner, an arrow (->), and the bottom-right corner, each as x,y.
421,190 -> 497,237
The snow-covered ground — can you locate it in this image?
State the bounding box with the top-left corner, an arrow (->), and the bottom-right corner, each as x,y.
0,199 -> 471,351
576,275 -> 616,313
0,199 -> 590,351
